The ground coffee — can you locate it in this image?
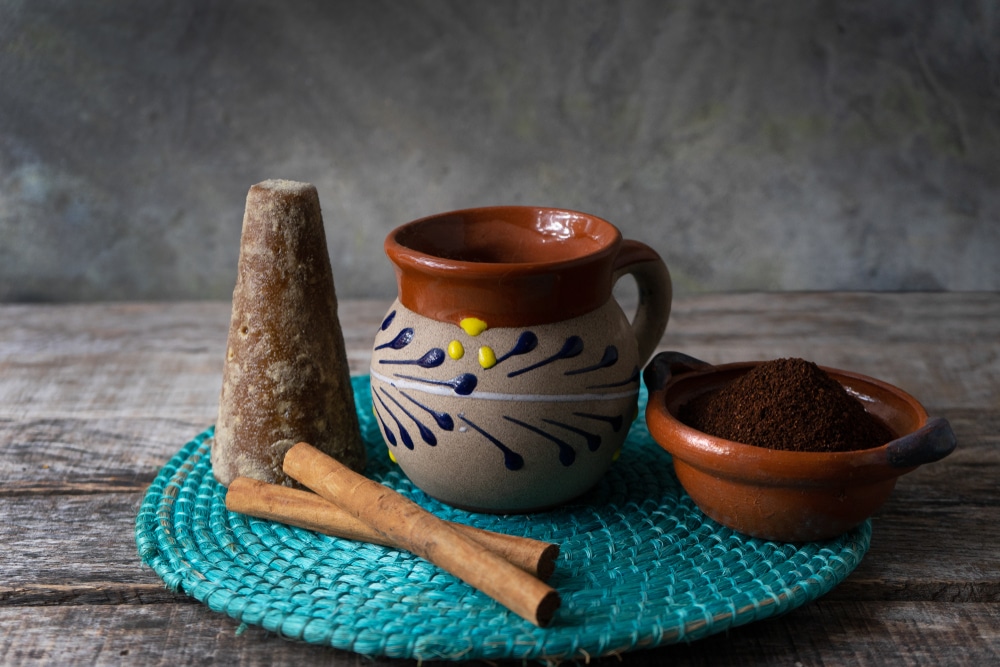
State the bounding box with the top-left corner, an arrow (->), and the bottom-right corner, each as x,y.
678,357 -> 895,452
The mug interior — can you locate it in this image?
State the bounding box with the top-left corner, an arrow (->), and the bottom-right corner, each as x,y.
393,207 -> 618,265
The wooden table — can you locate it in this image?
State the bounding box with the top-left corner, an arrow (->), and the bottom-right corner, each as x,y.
1,293 -> 997,665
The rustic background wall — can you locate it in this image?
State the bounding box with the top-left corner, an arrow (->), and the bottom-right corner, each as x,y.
2,0 -> 998,302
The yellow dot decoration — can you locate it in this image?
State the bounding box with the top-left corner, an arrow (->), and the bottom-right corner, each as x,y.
478,346 -> 497,369
447,340 -> 465,360
459,317 -> 488,336
387,449 -> 397,464
612,448 -> 622,462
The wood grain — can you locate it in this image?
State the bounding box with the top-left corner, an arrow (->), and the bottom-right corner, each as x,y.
1,486 -> 996,604
1,294 -> 997,666
0,602 -> 997,666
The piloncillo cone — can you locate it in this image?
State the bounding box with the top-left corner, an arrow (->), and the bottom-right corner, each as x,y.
212,179 -> 366,487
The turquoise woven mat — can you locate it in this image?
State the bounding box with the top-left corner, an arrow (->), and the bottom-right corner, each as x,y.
136,375 -> 870,662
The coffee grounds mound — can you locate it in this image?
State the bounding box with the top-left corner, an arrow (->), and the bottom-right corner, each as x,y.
678,357 -> 895,453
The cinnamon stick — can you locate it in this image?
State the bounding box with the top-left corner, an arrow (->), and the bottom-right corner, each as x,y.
282,442 -> 562,627
224,477 -> 559,580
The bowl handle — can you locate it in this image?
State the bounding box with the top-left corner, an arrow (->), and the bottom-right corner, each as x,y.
642,351 -> 714,393
884,416 -> 957,468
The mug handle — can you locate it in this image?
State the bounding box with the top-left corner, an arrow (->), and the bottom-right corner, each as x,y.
612,240 -> 672,366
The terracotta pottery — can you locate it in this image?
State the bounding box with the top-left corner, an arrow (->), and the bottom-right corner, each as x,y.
643,352 -> 957,542
370,206 -> 672,512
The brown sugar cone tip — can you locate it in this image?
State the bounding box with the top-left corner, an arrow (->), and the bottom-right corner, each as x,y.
213,179 -> 365,487
224,477 -> 559,580
282,442 -> 562,628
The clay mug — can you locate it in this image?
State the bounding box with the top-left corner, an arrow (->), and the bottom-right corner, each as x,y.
370,206 -> 672,512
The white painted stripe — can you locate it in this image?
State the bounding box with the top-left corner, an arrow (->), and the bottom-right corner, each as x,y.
369,368 -> 639,403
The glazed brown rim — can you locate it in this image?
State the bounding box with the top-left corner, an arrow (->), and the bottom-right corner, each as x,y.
645,362 -> 931,486
388,206 -> 622,273
384,206 -> 627,327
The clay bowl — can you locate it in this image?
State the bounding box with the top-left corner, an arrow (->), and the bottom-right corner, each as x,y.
643,352 -> 957,542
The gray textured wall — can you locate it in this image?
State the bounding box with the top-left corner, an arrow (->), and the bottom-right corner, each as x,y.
2,0 -> 998,302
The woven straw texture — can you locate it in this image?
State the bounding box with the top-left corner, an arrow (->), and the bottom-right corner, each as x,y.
136,376 -> 870,661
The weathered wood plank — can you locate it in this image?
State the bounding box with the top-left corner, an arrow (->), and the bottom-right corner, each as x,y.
1,407 -> 994,493
0,601 -> 997,666
652,292 -> 1000,411
0,295 -> 996,666
2,488 -> 998,603
0,417 -> 209,486
0,584 -> 191,606
0,300 -> 379,423
0,493 -> 154,588
1,294 -> 997,419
